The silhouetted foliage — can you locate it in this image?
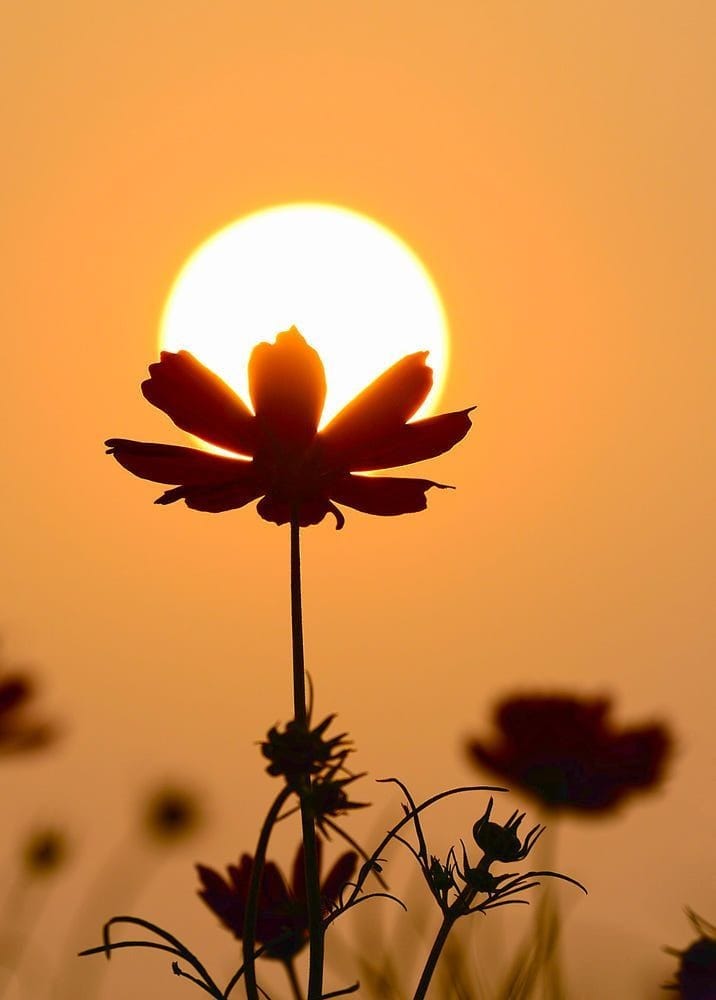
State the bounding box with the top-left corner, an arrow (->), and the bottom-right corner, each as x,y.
466,692 -> 672,813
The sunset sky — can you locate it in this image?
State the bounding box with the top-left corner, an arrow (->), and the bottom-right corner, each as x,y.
2,3 -> 714,998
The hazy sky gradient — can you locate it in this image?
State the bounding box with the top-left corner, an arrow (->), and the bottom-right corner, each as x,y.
2,3 -> 714,997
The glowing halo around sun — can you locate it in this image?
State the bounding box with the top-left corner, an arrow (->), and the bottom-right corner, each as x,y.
160,203 -> 449,435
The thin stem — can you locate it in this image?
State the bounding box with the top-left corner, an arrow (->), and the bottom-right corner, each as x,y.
290,514 -> 324,1000
283,958 -> 304,1000
242,787 -> 292,1000
411,914 -> 456,1000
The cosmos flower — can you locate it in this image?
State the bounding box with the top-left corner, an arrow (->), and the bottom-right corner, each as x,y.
466,693 -> 672,814
665,911 -> 716,999
196,841 -> 357,961
106,327 -> 473,528
142,786 -> 202,844
0,672 -> 54,756
22,829 -> 67,876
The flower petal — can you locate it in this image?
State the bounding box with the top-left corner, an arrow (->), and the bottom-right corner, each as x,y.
157,482 -> 262,512
142,351 -> 256,456
248,328 -> 326,450
320,851 -> 358,910
255,496 -> 335,527
320,351 -> 433,464
330,474 -> 453,516
105,439 -> 256,485
343,407 -> 475,471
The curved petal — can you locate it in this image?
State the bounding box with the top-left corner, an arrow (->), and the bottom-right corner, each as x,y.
342,407 -> 475,471
291,839 -> 323,906
105,438 -> 256,485
320,851 -> 358,909
248,328 -> 326,450
157,482 -> 262,512
142,351 -> 256,456
320,352 -> 433,464
330,474 -> 453,517
255,495 -> 335,528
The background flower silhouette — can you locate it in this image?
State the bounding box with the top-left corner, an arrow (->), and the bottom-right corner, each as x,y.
466,693 -> 672,813
106,328 -> 473,528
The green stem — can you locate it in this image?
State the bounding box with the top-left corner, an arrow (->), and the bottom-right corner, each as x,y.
242,787 -> 292,1000
290,514 -> 324,1000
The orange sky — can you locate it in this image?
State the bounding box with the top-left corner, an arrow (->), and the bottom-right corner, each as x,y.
2,3 -> 714,997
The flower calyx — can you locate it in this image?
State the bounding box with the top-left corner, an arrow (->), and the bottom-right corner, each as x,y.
261,714 -> 351,789
471,796 -> 544,864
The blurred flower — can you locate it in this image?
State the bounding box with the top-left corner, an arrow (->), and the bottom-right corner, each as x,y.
466,693 -> 672,813
0,669 -> 54,756
143,786 -> 202,844
22,829 -> 67,876
106,327 -> 473,529
665,910 -> 716,998
196,840 -> 357,960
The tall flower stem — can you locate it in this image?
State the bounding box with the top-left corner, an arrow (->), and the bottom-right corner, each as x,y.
290,514 -> 324,1000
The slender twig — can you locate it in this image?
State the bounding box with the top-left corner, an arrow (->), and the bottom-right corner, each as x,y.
283,958 -> 303,1000
333,783 -> 507,919
290,513 -> 324,1000
242,786 -> 293,1000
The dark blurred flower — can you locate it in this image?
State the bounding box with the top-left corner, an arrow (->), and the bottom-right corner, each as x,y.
22,829 -> 67,876
665,911 -> 716,998
196,840 -> 357,961
106,328 -> 473,529
143,787 -> 202,843
466,693 -> 672,813
0,670 -> 54,756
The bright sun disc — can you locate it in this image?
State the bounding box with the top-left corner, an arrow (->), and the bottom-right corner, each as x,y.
160,203 -> 449,433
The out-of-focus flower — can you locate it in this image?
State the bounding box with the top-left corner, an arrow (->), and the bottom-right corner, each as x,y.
196,840 -> 357,961
143,786 -> 202,843
466,693 -> 672,813
0,670 -> 54,756
665,911 -> 716,998
106,328 -> 473,529
22,829 -> 67,876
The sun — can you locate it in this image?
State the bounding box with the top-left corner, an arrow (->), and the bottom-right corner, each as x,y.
160,203 -> 449,433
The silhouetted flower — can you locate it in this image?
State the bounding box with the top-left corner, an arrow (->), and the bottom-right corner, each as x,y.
143,786 -> 202,843
0,670 -> 54,755
22,829 -> 67,876
665,911 -> 716,998
261,714 -> 350,784
472,796 -> 544,864
466,693 -> 672,813
106,328 -> 473,529
196,841 -> 357,960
